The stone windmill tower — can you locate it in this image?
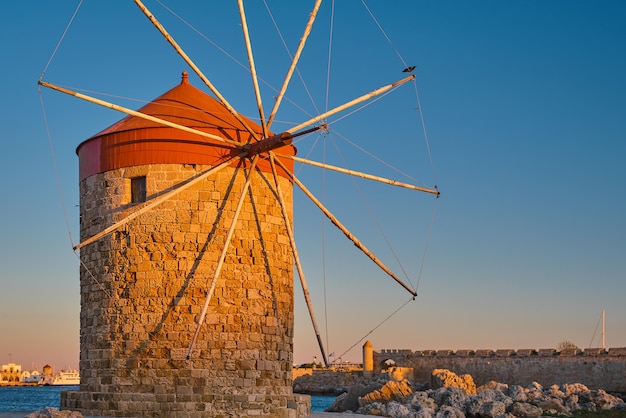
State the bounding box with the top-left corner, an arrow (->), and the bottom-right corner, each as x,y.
61,71 -> 310,417
38,4 -> 439,417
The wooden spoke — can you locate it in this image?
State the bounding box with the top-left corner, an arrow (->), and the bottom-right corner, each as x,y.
39,81 -> 242,147
133,0 -> 261,142
274,153 -> 440,196
267,0 -> 323,129
268,153 -> 330,367
287,74 -> 415,133
74,157 -> 239,251
187,155 -> 260,359
238,0 -> 268,138
273,156 -> 417,297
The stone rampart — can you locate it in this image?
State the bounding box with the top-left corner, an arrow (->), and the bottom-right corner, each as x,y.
373,347 -> 626,392
292,370 -> 364,395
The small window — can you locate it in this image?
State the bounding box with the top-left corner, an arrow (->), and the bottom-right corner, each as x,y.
131,176 -> 147,203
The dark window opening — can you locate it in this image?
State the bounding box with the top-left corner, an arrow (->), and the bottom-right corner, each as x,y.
131,176 -> 147,203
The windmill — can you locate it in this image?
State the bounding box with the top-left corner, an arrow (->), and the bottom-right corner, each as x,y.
38,1 -> 439,416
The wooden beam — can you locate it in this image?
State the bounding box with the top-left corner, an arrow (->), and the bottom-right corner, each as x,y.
268,153 -> 330,367
238,0 -> 268,138
73,157 -> 237,250
133,0 -> 261,142
267,0 -> 323,129
38,80 -> 241,147
287,74 -> 415,133
275,153 -> 440,196
187,156 -> 260,359
273,156 -> 417,297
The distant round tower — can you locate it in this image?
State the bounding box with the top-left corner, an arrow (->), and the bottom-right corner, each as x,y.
43,364 -> 52,376
363,340 -> 374,378
61,72 -> 309,417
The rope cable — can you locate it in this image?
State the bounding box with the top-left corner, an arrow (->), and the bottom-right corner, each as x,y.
312,129 -> 420,185
38,89 -> 75,249
328,86 -> 395,126
360,0 -> 408,69
262,0 -> 321,117
587,311 -> 602,349
324,0 -> 336,115
359,0 -> 440,187
334,296 -> 416,361
412,80 -> 438,187
41,1 -> 441,364
326,135 -> 415,290
321,136 -> 330,364
414,196 -> 438,292
320,0 -> 336,363
355,1 -> 440,293
39,0 -> 84,80
156,0 -> 315,123
360,0 -> 439,188
39,86 -> 114,299
74,249 -> 113,299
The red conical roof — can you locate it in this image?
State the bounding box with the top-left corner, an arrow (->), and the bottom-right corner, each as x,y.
77,71 -> 295,180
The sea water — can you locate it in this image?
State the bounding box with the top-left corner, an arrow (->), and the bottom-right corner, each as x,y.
0,386 -> 78,411
0,386 -> 335,413
310,394 -> 336,412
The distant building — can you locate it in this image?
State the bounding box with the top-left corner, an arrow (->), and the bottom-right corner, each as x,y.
1,362 -> 22,383
21,370 -> 42,384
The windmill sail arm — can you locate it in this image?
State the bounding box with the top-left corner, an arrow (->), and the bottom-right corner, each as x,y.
273,156 -> 417,297
267,154 -> 330,367
267,0 -> 323,129
187,156 -> 260,359
275,153 -> 440,196
38,80 -> 241,147
238,0 -> 268,138
73,157 -> 237,251
133,0 -> 261,142
286,74 -> 415,133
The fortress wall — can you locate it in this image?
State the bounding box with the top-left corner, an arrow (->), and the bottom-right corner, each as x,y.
373,347 -> 626,392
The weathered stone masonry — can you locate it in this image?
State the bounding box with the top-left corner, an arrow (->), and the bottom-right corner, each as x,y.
372,346 -> 626,392
61,74 -> 310,417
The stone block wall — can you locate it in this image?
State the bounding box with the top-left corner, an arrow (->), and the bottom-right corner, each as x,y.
373,346 -> 626,393
62,163 -> 310,417
292,370 -> 364,395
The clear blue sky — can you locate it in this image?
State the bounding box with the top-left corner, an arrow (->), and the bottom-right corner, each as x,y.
1,1 -> 624,370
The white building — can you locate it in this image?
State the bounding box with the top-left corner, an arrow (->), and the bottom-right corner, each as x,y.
1,362 -> 22,384
21,370 -> 42,384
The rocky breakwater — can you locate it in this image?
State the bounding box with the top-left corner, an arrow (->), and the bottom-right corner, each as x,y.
327,368 -> 626,417
293,369 -> 367,395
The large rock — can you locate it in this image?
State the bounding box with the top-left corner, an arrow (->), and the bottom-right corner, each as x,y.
25,408 -> 83,418
359,379 -> 414,406
430,386 -> 469,409
509,401 -> 543,417
477,380 -> 508,393
431,369 -> 477,395
465,398 -> 506,418
537,398 -> 570,415
474,388 -> 513,409
560,383 -> 589,397
508,385 -> 528,402
292,370 -> 362,395
588,389 -> 624,410
385,401 -> 414,418
408,390 -> 438,411
356,401 -> 387,416
434,405 -> 466,418
388,366 -> 415,382
328,379 -> 386,412
329,368 -> 626,417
